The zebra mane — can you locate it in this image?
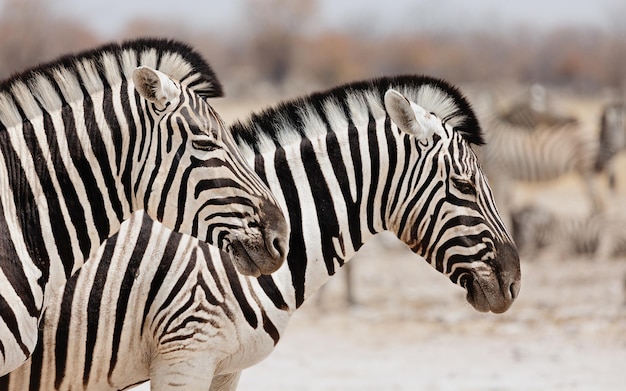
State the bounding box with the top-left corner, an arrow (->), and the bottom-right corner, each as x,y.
231,75 -> 483,156
0,38 -> 222,128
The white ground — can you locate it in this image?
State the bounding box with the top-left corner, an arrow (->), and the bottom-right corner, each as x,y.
133,233 -> 626,391
233,236 -> 626,391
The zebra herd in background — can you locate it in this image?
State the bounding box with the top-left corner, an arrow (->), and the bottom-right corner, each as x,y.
481,88 -> 626,260
511,204 -> 626,260
0,39 -> 522,390
477,87 -> 601,216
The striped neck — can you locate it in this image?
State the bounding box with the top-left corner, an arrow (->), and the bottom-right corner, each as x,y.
240,103 -> 422,309
232,75 -> 484,309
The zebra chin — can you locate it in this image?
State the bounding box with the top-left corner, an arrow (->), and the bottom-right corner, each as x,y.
461,242 -> 521,314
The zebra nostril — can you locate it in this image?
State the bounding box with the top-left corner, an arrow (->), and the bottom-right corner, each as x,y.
509,279 -> 520,300
269,236 -> 286,260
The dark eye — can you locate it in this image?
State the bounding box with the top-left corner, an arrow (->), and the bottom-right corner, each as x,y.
192,139 -> 218,152
452,177 -> 476,195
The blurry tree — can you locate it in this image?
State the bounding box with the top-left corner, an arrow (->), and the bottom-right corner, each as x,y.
0,0 -> 98,79
1,0 -> 624,96
605,1 -> 626,94
243,0 -> 318,85
293,32 -> 370,85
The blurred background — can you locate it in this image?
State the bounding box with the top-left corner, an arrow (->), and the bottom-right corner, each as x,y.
1,0 -> 625,97
2,0 -> 626,390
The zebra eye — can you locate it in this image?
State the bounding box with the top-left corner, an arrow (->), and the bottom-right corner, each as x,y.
452,177 -> 476,196
192,139 -> 218,152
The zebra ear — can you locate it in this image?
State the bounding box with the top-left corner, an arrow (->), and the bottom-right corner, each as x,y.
384,89 -> 437,140
132,66 -> 179,109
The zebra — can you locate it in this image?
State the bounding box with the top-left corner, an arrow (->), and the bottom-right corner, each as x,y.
595,103 -> 626,191
511,204 -> 626,260
495,84 -> 578,130
476,97 -> 601,226
0,39 -> 288,376
0,76 -> 521,390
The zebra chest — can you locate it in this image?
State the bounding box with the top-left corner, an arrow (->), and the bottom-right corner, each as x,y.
215,304 -> 291,374
150,273 -> 288,376
216,323 -> 282,374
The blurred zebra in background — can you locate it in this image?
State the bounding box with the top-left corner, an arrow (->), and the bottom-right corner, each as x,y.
0,76 -> 520,390
595,103 -> 626,191
511,204 -> 626,260
476,86 -> 601,227
493,84 -> 578,130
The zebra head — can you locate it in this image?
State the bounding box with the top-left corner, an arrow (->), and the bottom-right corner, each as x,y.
384,88 -> 520,313
131,66 -> 288,277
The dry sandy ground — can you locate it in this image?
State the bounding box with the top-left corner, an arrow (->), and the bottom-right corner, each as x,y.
235,237 -> 626,391
132,234 -> 626,391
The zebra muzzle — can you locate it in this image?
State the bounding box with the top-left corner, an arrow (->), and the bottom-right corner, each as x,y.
222,198 -> 288,277
227,229 -> 287,277
465,242 -> 521,314
228,239 -> 262,277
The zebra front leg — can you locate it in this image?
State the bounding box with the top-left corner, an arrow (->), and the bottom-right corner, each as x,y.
209,372 -> 242,391
592,234 -> 615,262
607,159 -> 618,193
584,174 -> 606,213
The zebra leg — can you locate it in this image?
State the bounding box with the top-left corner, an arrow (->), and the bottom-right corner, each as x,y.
608,161 -> 618,193
593,234 -> 614,261
344,262 -> 357,306
209,372 -> 242,391
584,174 -> 605,213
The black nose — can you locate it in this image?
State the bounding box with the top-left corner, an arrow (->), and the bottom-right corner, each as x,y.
265,226 -> 287,260
496,241 -> 521,300
259,198 -> 289,262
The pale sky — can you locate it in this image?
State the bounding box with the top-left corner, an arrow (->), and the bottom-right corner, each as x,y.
2,0 -> 620,38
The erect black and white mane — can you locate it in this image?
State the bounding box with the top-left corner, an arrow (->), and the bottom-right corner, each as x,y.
0,38 -> 222,129
231,75 -> 483,157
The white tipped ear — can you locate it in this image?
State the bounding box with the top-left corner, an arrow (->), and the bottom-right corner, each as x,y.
132,66 -> 179,109
384,89 -> 438,140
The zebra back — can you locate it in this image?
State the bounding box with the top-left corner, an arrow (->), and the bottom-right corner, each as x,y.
480,106 -> 597,182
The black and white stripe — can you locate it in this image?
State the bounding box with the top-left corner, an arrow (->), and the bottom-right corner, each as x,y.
0,39 -> 287,376
1,76 -> 520,390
